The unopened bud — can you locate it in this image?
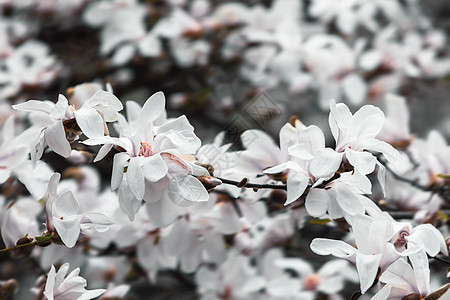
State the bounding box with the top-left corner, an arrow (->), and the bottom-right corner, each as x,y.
197,176 -> 222,191
11,236 -> 34,258
237,178 -> 248,188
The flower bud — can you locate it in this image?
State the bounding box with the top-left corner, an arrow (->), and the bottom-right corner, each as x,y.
197,176 -> 222,191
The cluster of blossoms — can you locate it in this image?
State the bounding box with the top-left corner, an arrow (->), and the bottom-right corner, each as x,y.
0,81 -> 449,299
0,0 -> 449,300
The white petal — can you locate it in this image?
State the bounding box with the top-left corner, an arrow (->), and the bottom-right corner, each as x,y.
53,214 -> 82,248
285,175 -> 308,205
126,157 -> 145,200
12,100 -> 53,113
167,176 -> 209,205
138,91 -> 165,129
310,238 -> 357,259
345,148 -> 376,175
142,154 -> 168,182
74,106 -> 104,138
50,94 -> 69,120
407,224 -> 448,256
356,253 -> 382,293
53,191 -> 80,217
333,184 -> 364,216
45,120 -> 71,157
111,153 -> 129,191
305,188 -> 330,217
310,148 -> 343,178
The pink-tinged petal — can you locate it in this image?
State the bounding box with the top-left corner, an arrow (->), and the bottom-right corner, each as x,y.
332,184 -> 364,216
356,253 -> 382,293
126,157 -> 145,200
310,238 -> 357,259
43,265 -> 56,300
407,224 -> 448,256
45,120 -> 71,158
310,148 -> 343,178
50,94 -> 69,120
144,193 -> 180,227
167,176 -> 209,205
74,106 -> 104,138
285,174 -> 308,205
409,251 -> 430,296
111,153 -> 129,191
53,191 -> 80,217
305,188 -> 330,217
53,214 -> 82,248
12,100 -> 53,113
371,285 -> 393,300
161,153 -> 192,179
348,105 -> 385,141
143,154 -> 168,182
345,148 -> 376,175
94,144 -> 113,162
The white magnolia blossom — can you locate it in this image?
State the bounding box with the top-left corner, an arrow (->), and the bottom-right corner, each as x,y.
43,263 -> 106,300
12,90 -> 122,162
45,172 -> 113,248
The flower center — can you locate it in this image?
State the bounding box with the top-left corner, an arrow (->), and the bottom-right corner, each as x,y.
304,274 -> 321,291
139,142 -> 153,157
394,228 -> 410,248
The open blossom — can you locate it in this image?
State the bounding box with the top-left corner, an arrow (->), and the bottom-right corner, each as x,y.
12,90 -> 122,162
43,263 -> 106,300
84,91 -> 209,222
45,172 -> 113,248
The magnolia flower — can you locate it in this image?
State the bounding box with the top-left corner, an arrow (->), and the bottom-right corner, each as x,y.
12,90 -> 122,162
84,91 -> 209,222
45,172 -> 113,248
43,263 -> 106,300
310,214 -> 422,293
